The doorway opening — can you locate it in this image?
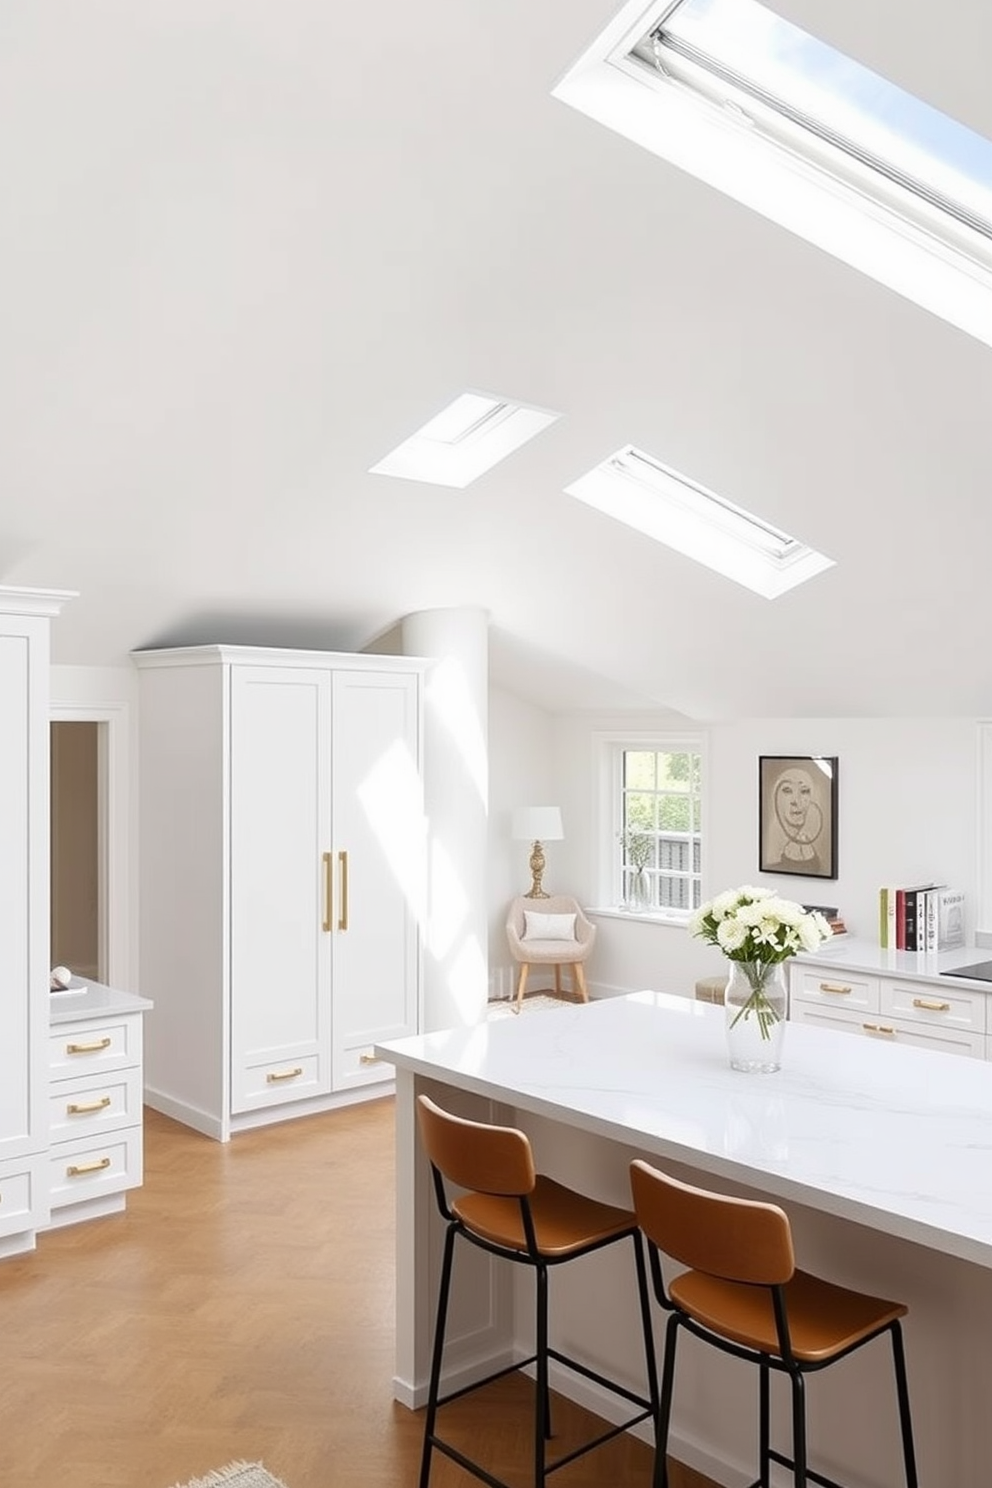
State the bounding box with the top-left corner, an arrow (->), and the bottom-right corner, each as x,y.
50,719 -> 106,983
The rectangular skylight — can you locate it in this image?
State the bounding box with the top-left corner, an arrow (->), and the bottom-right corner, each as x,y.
552,0 -> 992,348
370,392 -> 559,488
563,446 -> 834,598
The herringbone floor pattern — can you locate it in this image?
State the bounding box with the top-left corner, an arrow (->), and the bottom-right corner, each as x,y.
0,1099 -> 713,1488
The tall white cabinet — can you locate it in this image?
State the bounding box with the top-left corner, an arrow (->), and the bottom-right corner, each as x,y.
133,646 -> 425,1141
0,586 -> 73,1257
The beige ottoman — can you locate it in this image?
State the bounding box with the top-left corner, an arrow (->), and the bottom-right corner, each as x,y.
694,974 -> 726,1005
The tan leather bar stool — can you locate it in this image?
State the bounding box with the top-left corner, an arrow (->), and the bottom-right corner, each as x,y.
416,1094 -> 659,1488
630,1159 -> 919,1488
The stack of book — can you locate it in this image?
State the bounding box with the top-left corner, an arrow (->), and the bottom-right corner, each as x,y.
878,884 -> 965,951
803,904 -> 847,936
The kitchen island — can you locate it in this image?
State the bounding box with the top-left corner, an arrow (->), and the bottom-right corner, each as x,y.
378,991 -> 992,1487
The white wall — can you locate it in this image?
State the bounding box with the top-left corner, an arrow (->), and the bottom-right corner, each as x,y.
533,709 -> 981,1000
487,686 -> 558,998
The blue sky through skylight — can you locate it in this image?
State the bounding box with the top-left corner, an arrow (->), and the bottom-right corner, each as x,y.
658,0 -> 992,232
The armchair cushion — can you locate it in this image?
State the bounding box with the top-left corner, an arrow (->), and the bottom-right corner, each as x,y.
522,911 -> 576,941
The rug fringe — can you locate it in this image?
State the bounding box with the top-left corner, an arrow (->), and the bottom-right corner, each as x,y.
164,1461 -> 288,1488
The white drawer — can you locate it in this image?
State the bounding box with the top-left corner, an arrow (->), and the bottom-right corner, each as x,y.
48,1067 -> 144,1143
334,1042 -> 396,1091
232,1053 -> 327,1113
48,1126 -> 143,1210
49,1015 -> 143,1078
859,1015 -> 986,1060
880,979 -> 987,1035
789,1002 -> 868,1039
791,966 -> 878,1013
0,1157 -> 48,1239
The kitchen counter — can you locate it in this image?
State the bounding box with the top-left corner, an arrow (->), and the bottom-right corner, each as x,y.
792,934 -> 992,987
49,977 -> 153,1025
378,992 -> 992,1487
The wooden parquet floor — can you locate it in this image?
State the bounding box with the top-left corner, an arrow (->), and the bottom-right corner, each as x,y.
0,1099 -> 714,1488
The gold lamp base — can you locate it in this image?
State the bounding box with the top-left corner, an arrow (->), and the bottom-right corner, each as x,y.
525,839 -> 550,899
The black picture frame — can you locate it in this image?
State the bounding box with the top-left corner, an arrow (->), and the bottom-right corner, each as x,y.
758,756 -> 838,880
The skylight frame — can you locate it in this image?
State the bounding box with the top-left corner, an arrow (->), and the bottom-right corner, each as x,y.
369,391 -> 560,489
563,445 -> 834,599
552,0 -> 992,349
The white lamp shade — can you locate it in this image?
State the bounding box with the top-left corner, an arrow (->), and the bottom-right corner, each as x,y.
511,806 -> 564,842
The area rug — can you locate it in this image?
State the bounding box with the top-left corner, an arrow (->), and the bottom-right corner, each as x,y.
166,1464 -> 288,1488
487,993 -> 581,1020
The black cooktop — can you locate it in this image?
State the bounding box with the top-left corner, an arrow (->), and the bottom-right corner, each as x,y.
940,960 -> 992,983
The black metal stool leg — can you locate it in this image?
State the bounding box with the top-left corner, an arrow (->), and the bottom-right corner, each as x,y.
535,1263 -> 550,1488
890,1322 -> 919,1488
632,1232 -> 660,1421
789,1369 -> 807,1488
653,1312 -> 681,1488
419,1223 -> 457,1488
759,1360 -> 770,1488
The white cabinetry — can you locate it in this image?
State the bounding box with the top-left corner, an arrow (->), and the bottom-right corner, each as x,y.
48,982 -> 152,1228
134,645 -> 425,1141
790,939 -> 989,1059
0,587 -> 73,1258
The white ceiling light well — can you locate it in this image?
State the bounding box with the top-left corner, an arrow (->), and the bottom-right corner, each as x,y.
552,0 -> 992,349
564,446 -> 834,599
370,392 -> 560,489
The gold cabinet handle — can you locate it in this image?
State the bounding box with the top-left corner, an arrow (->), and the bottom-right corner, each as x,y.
359,1052 -> 382,1066
67,1157 -> 111,1177
66,1037 -> 112,1055
819,982 -> 852,995
67,1096 -> 112,1115
322,851 -> 333,933
338,850 -> 349,932
913,997 -> 950,1013
863,1022 -> 895,1036
266,1066 -> 303,1083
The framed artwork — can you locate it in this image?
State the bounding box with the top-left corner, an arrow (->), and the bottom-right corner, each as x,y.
758,756 -> 838,880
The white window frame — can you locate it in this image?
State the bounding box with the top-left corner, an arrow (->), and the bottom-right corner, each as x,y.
596,729 -> 706,920
552,0 -> 992,351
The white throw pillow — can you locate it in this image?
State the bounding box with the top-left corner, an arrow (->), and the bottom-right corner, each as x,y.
522,911 -> 576,941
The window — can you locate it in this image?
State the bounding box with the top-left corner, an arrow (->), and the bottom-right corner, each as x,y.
552,0 -> 992,349
564,445 -> 833,598
613,741 -> 703,914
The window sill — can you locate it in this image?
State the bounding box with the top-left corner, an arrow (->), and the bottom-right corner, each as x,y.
586,906 -> 690,928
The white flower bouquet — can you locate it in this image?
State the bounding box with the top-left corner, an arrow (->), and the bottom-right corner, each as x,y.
689,886 -> 832,1038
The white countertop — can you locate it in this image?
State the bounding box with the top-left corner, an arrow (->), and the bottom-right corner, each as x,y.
49,977 -> 153,1025
377,992 -> 992,1270
793,935 -> 992,986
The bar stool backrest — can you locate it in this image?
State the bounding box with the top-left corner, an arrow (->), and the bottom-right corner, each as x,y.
417,1094 -> 537,1198
630,1159 -> 796,1285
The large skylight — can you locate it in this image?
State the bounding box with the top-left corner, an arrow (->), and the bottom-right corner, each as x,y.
370,392 -> 559,489
553,0 -> 992,347
563,445 -> 834,598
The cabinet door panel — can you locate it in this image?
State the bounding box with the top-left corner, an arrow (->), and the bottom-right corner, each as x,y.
331,670 -> 423,1088
230,668 -> 332,1110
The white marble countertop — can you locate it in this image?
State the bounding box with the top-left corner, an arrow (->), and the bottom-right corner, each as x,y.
49,977 -> 153,1025
377,992 -> 992,1269
792,935 -> 992,986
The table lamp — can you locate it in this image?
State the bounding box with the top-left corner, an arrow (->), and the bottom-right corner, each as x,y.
511,806 -> 564,899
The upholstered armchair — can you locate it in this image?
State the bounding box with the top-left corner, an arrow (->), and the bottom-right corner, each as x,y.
505,895 -> 596,1012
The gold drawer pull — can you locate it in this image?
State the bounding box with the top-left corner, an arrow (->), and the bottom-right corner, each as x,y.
67,1157 -> 111,1177
359,1052 -> 382,1066
913,997 -> 950,1013
66,1037 -> 112,1055
266,1066 -> 303,1083
863,1022 -> 895,1036
819,982 -> 853,995
67,1096 -> 112,1115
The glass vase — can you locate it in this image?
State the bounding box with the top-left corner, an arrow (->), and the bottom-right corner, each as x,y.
724,960 -> 787,1073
